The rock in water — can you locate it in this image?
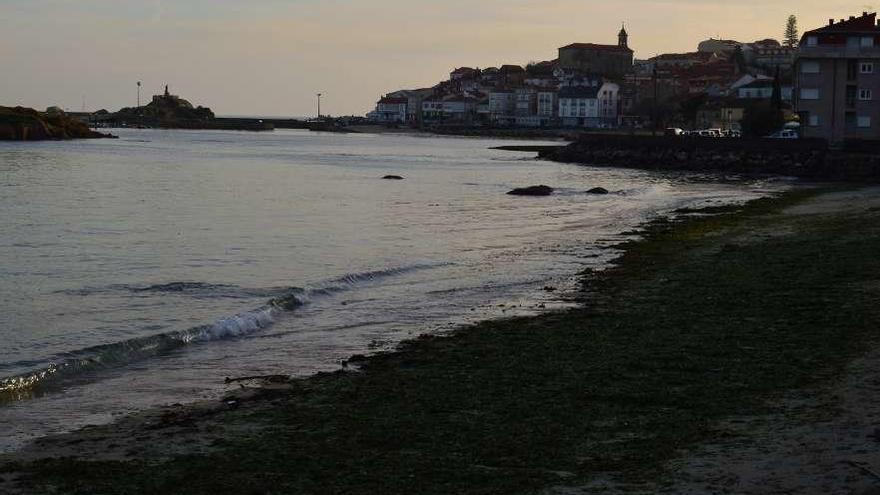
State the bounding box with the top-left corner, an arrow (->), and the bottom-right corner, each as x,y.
507,185 -> 554,196
382,175 -> 405,180
586,187 -> 610,195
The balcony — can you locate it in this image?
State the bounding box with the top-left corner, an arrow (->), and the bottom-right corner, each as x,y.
798,45 -> 880,59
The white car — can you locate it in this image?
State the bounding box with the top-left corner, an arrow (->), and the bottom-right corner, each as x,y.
767,129 -> 799,139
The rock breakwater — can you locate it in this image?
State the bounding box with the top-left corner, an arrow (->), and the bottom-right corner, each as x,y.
543,134 -> 880,182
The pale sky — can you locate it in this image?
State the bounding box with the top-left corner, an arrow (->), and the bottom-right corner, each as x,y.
0,0 -> 873,116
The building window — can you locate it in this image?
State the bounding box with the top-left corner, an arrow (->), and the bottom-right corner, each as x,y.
809,114 -> 820,127
806,36 -> 818,46
848,60 -> 859,80
801,61 -> 820,73
849,37 -> 862,48
800,88 -> 820,100
860,89 -> 873,100
862,62 -> 875,74
863,37 -> 876,48
859,116 -> 872,128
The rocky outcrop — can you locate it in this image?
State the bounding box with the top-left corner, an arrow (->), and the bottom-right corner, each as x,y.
508,185 -> 554,196
586,187 -> 610,195
542,135 -> 880,182
0,107 -> 112,141
382,175 -> 405,180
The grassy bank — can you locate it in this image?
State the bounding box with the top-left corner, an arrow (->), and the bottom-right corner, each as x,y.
3,187 -> 880,494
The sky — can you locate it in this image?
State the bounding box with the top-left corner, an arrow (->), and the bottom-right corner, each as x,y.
0,0 -> 874,116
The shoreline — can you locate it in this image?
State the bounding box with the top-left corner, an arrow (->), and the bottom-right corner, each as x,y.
542,134 -> 880,182
4,186 -> 880,493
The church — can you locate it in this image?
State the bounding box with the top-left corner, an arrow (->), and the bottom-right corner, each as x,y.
557,26 -> 634,79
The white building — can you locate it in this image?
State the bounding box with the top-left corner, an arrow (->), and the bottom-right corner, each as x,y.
558,82 -> 620,127
598,82 -> 620,121
374,96 -> 408,123
537,91 -> 558,118
489,90 -> 516,125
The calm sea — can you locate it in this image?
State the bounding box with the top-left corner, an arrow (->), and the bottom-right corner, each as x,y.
0,129 -> 786,451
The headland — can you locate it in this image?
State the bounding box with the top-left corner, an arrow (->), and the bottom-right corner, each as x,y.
0,106 -> 114,141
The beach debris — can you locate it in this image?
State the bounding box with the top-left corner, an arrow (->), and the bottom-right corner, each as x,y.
586,187 -> 610,195
507,185 -> 554,196
382,175 -> 405,180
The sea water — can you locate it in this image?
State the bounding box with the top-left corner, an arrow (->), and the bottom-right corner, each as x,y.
0,129 -> 785,451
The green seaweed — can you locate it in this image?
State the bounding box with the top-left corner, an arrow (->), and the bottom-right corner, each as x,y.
6,187 -> 880,494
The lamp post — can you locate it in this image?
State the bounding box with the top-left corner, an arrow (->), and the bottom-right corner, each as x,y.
316,93 -> 322,119
137,81 -> 141,108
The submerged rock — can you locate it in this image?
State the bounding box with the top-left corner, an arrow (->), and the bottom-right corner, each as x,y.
586,187 -> 610,195
382,175 -> 405,180
508,185 -> 554,196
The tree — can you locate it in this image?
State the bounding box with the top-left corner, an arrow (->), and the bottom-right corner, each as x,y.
741,101 -> 785,137
731,45 -> 748,74
784,15 -> 799,48
771,67 -> 783,110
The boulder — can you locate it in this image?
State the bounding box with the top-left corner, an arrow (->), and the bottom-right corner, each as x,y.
507,185 -> 554,196
586,187 -> 610,195
382,175 -> 405,180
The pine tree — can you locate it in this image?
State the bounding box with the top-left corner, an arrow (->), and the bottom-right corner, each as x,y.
784,15 -> 799,48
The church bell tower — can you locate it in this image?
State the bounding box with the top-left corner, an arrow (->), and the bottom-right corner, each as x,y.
618,24 -> 629,48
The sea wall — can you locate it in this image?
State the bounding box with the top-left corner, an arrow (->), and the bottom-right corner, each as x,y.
543,134 -> 880,182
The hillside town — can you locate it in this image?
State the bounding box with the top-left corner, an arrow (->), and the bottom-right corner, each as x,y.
368,12 -> 880,142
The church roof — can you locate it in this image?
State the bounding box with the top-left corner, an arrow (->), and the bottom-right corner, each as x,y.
560,43 -> 632,53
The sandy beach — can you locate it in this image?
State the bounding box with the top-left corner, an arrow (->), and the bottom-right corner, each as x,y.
3,186 -> 880,494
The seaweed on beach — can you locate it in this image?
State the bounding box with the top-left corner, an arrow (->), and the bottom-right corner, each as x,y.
5,187 -> 880,494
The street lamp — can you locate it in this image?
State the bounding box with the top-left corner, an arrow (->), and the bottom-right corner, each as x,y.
137,81 -> 142,108
316,93 -> 322,119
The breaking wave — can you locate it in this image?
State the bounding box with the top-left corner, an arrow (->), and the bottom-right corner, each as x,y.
0,263 -> 446,397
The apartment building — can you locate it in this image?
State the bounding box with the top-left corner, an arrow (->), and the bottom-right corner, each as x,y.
796,12 -> 880,141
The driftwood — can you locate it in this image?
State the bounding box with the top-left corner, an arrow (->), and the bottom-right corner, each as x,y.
224,374 -> 289,384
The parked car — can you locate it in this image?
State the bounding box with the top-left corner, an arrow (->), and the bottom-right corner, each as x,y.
767,129 -> 799,139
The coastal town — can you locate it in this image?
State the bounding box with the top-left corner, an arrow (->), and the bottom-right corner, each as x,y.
369,12 -> 880,143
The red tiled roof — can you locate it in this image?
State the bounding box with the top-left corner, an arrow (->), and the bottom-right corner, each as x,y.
378,97 -> 407,105
560,43 -> 633,53
654,52 -> 715,62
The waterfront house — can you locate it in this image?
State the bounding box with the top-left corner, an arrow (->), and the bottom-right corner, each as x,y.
795,12 -> 880,141
421,97 -> 445,124
537,90 -> 558,118
374,96 -> 408,123
441,95 -> 478,124
560,84 -> 619,128
515,87 -> 538,117
598,82 -> 621,123
489,90 -> 516,125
